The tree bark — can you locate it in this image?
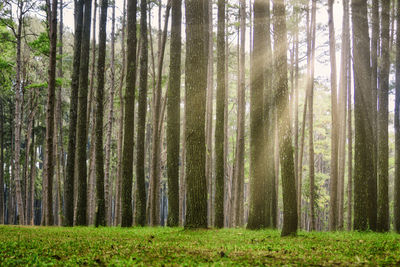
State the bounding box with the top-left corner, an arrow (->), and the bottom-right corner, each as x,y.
0,101 -> 4,224
394,0 -> 400,233
184,0 -> 208,229
328,0 -> 339,231
166,0 -> 182,227
75,0 -> 93,226
121,0 -> 137,227
64,0 -> 84,227
274,0 -> 297,237
351,0 -> 374,231
377,0 -> 390,232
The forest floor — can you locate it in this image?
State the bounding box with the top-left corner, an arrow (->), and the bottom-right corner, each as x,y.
0,226 -> 399,266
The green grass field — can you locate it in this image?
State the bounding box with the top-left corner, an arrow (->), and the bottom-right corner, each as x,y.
0,226 -> 399,266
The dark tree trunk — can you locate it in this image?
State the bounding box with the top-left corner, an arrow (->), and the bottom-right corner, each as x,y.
0,101 -> 3,224
377,0 -> 390,232
94,0 -> 108,227
184,0 -> 208,229
395,0 -> 400,233
273,0 -> 297,237
351,0 -> 374,231
44,0 -> 58,226
166,0 -> 182,227
214,0 -> 225,229
64,0 -> 84,227
247,0 -> 268,230
135,0 -> 148,227
75,0 -> 93,226
121,0 -> 137,227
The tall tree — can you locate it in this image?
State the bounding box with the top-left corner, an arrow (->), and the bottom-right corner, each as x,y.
166,0 -> 182,227
135,0 -> 148,227
351,0 -> 374,231
247,0 -> 268,230
94,0 -> 108,227
64,0 -> 84,227
75,0 -> 93,226
184,0 -> 208,229
338,0 -> 350,230
274,0 -> 297,236
377,0 -> 390,232
369,0 -> 379,232
43,0 -> 58,226
308,0 -> 316,231
214,0 -> 225,229
395,0 -> 400,234
328,0 -> 339,231
121,0 -> 137,227
233,0 -> 246,228
104,0 -> 116,226
150,1 -> 171,226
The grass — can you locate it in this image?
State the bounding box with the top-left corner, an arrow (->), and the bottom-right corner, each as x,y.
0,226 -> 400,266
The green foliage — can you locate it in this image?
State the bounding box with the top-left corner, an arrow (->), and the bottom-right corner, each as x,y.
0,227 -> 399,266
29,32 -> 50,56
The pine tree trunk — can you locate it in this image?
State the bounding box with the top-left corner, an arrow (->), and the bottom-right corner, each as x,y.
104,0 -> 116,226
43,0 -> 58,226
377,0 -> 390,232
121,0 -> 137,227
328,0 -> 339,231
352,0 -> 374,231
274,0 -> 297,237
64,0 -> 84,227
184,0 -> 208,229
150,1 -> 171,226
115,0 -> 126,226
75,0 -> 93,226
394,0 -> 400,234
0,101 -> 4,224
166,0 -> 182,227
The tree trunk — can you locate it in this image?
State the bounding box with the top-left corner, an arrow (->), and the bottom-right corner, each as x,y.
43,0 -> 58,226
94,0 -> 108,227
115,0 -> 126,226
394,0 -> 400,233
0,101 -> 4,224
338,0 -> 350,230
121,0 -> 137,227
247,0 -> 268,230
166,0 -> 182,227
214,0 -> 226,229
377,0 -> 390,232
64,0 -> 84,227
328,0 -> 339,231
184,0 -> 208,229
150,1 -> 171,226
274,0 -> 297,237
75,0 -> 93,226
351,0 -> 374,231
104,0 -> 116,226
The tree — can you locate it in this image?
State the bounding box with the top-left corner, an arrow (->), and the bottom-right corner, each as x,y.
184,0 -> 208,229
76,0 -> 93,226
43,0 -> 58,226
351,0 -> 374,231
0,101 -> 4,224
233,0 -> 246,228
166,0 -> 182,227
214,0 -> 225,229
135,0 -> 148,227
94,0 -> 108,227
274,0 -> 297,236
328,0 -> 338,231
395,0 -> 400,233
64,0 -> 84,227
377,0 -> 390,232
308,0 -> 316,231
121,0 -> 137,227
247,0 -> 268,230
